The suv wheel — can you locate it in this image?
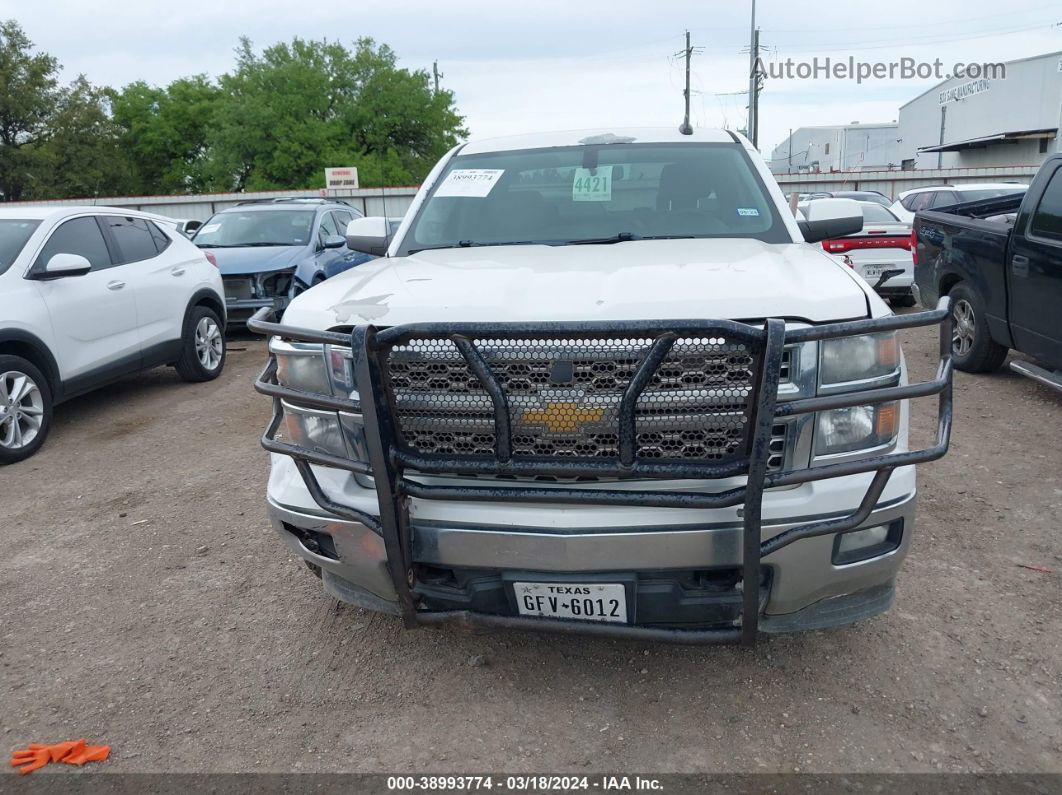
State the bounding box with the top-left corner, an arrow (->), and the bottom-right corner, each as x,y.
949,283 -> 1008,373
175,306 -> 226,382
0,355 -> 53,465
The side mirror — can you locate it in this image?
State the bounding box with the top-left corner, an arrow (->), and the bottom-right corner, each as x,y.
345,216 -> 390,256
323,233 -> 346,249
182,220 -> 203,235
797,198 -> 864,244
40,253 -> 92,279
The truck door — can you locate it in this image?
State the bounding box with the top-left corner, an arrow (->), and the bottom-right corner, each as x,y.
1009,162 -> 1062,368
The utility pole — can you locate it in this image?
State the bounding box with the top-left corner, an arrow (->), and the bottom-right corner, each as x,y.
679,31 -> 693,134
747,0 -> 757,147
788,127 -> 793,175
937,105 -> 947,169
433,60 -> 443,93
751,27 -> 760,148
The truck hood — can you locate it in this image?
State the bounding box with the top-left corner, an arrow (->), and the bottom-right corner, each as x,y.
200,245 -> 303,276
282,238 -> 871,329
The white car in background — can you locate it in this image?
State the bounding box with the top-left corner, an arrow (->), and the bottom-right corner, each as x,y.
803,199 -> 916,307
0,207 -> 227,463
142,212 -> 203,238
889,183 -> 1028,224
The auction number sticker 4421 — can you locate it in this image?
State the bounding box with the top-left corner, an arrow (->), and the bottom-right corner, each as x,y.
514,582 -> 627,623
572,166 -> 613,202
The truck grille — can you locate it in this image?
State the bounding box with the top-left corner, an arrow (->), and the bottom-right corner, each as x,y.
387,336 -> 769,465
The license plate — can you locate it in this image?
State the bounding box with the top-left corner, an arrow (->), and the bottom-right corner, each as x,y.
862,266 -> 883,279
513,581 -> 628,623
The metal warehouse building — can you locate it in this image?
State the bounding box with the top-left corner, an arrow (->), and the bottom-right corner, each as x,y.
898,51 -> 1062,169
768,123 -> 900,174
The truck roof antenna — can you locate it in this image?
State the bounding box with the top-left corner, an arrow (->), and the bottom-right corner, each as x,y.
380,185 -> 391,254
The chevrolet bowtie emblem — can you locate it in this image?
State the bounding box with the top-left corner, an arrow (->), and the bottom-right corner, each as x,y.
520,401 -> 605,434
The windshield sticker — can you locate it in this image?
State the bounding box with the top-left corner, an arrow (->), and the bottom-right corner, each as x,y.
434,169 -> 505,198
737,208 -> 760,216
199,223 -> 220,234
572,166 -> 613,202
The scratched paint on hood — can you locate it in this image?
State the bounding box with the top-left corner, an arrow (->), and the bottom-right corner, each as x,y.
330,293 -> 393,323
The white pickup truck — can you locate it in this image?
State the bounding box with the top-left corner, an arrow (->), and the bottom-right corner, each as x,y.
250,128 -> 953,644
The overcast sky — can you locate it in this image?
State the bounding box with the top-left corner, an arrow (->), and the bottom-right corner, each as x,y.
5,0 -> 1060,161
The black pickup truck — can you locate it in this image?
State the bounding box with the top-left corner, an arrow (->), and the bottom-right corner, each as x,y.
914,154 -> 1062,392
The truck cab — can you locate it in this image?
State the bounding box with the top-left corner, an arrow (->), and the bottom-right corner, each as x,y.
250,128 -> 952,644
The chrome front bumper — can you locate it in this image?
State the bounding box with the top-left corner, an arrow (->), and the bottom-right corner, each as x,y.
267,469 -> 916,625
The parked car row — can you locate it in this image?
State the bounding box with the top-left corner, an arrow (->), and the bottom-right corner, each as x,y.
0,195 -> 391,464
792,189 -> 893,208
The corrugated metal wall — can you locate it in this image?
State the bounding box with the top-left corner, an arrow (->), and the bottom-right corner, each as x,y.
6,187 -> 420,221
5,165 -> 1038,214
775,166 -> 1036,199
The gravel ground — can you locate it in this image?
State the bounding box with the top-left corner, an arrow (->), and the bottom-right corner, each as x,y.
1,323 -> 1060,775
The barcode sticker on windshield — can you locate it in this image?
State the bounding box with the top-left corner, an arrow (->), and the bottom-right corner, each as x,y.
199,223 -> 220,234
737,208 -> 760,216
572,166 -> 613,202
434,169 -> 505,198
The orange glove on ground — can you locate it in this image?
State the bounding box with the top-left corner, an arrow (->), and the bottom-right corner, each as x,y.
9,739 -> 110,774
10,744 -> 51,775
62,743 -> 109,766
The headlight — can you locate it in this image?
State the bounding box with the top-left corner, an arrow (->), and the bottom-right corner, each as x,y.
820,332 -> 899,385
260,269 -> 295,297
815,402 -> 899,455
274,344 -> 331,394
282,402 -> 349,458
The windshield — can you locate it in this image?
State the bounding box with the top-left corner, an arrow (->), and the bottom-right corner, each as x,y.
0,220 -> 42,276
860,204 -> 900,223
193,210 -> 314,247
959,188 -> 1027,202
399,142 -> 788,255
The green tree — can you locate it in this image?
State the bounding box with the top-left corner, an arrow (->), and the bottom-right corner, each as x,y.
0,20 -> 60,200
0,22 -> 466,200
109,75 -> 221,194
32,76 -> 133,199
208,36 -> 465,191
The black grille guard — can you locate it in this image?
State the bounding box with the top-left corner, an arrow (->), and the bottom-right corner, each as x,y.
249,299 -> 954,645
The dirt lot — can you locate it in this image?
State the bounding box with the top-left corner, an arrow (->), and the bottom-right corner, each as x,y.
2,323 -> 1060,775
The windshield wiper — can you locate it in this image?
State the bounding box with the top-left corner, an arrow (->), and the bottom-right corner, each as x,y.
567,232 -> 641,245
235,241 -> 298,247
407,240 -> 536,254
565,233 -> 698,245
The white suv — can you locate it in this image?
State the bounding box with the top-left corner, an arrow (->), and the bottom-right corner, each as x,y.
889,183 -> 1028,223
0,206 -> 227,464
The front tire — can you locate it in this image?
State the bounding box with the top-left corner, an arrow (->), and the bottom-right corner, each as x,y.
892,294 -> 917,308
175,306 -> 226,382
0,355 -> 53,465
949,283 -> 1008,373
